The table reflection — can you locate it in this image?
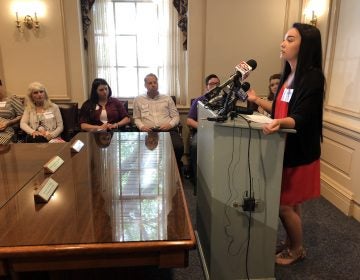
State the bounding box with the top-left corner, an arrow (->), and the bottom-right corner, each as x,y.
145,132 -> 159,151
93,131 -> 114,148
89,132 -> 184,242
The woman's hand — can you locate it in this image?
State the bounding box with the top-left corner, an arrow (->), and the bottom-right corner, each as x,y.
0,121 -> 8,131
44,131 -> 53,141
31,131 -> 44,138
246,89 -> 258,103
262,119 -> 280,135
107,123 -> 119,130
97,123 -> 108,131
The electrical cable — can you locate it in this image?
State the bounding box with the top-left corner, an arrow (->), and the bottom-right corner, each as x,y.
223,120 -> 249,257
223,119 -> 237,248
237,114 -> 253,280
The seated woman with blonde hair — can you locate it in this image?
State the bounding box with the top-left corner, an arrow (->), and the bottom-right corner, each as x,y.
0,79 -> 24,144
20,82 -> 64,143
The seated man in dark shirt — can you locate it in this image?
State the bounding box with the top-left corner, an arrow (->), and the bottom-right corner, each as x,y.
186,74 -> 220,180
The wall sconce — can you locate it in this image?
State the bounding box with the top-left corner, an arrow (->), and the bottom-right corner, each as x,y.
304,0 -> 326,27
15,12 -> 40,31
309,10 -> 317,26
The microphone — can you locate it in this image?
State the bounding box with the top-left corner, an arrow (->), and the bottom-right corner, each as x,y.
235,82 -> 250,101
208,91 -> 226,105
235,59 -> 257,81
218,82 -> 251,116
204,59 -> 257,102
204,78 -> 233,101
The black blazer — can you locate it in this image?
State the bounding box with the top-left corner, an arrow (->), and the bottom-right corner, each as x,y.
272,69 -> 325,167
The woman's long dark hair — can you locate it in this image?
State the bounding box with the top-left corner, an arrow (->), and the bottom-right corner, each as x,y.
89,78 -> 112,104
279,23 -> 323,89
275,23 -> 325,141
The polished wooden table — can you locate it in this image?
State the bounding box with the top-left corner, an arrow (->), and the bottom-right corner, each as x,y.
0,132 -> 195,276
0,143 -> 68,208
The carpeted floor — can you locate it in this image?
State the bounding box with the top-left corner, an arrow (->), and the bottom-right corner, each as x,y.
180,176 -> 360,280
274,196 -> 360,280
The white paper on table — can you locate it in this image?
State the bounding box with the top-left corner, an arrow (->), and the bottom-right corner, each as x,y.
242,114 -> 273,124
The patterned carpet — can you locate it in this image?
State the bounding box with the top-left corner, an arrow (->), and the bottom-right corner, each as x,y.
180,176 -> 360,280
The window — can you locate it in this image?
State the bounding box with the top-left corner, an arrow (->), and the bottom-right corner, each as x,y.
92,0 -> 170,98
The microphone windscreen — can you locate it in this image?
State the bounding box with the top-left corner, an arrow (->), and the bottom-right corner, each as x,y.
241,82 -> 250,91
246,59 -> 257,71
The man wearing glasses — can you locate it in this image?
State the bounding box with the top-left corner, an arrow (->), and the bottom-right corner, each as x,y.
186,74 -> 220,181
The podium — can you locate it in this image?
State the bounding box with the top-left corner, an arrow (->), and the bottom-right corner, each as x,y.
196,102 -> 293,280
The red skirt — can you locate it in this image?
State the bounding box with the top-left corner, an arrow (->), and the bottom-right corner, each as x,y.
280,159 -> 321,205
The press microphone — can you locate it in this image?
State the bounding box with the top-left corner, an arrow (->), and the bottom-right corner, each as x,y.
235,82 -> 250,101
235,59 -> 257,81
217,82 -> 251,116
204,72 -> 240,102
208,91 -> 225,105
205,86 -> 222,102
204,59 -> 257,102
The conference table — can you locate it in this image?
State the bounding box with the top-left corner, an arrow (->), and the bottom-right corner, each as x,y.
0,132 -> 195,277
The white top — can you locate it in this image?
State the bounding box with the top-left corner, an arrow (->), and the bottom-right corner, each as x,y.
133,94 -> 179,129
99,107 -> 108,123
20,104 -> 63,138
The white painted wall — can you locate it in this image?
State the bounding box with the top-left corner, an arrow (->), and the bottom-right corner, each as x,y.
0,0 -> 86,103
187,0 -> 303,101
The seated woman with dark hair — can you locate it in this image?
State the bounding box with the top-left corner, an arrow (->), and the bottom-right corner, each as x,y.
79,78 -> 130,132
20,82 -> 64,143
258,73 -> 281,116
0,79 -> 24,144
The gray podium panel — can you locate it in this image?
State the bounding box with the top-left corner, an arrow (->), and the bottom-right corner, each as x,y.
196,102 -> 290,280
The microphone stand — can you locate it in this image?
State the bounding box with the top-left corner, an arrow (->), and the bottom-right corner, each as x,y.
204,72 -> 239,103
218,77 -> 242,117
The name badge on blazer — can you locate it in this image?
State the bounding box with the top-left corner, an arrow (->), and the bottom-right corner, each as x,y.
281,88 -> 293,103
0,101 -> 6,108
44,111 -> 54,119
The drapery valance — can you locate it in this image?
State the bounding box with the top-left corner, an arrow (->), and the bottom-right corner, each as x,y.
80,0 -> 95,49
173,0 -> 187,50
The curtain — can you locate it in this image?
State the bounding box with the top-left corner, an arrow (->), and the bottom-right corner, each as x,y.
80,0 -> 95,50
88,0 -> 116,87
172,0 -> 188,50
166,1 -> 187,105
